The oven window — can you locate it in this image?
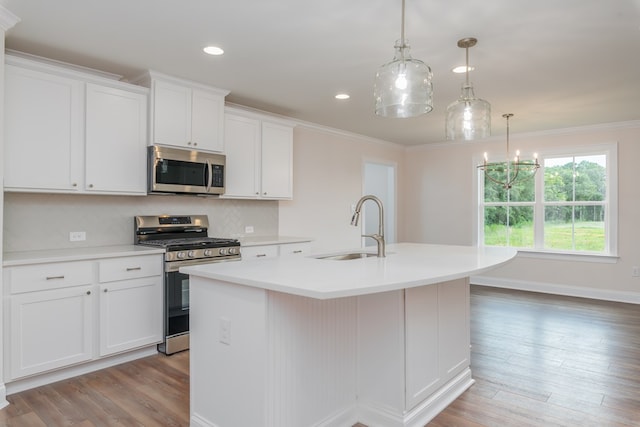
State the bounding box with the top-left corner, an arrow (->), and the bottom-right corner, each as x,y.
166,271 -> 190,337
181,277 -> 189,310
156,159 -> 208,187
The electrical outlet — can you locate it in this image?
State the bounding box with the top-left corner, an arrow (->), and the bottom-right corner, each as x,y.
219,317 -> 231,345
244,226 -> 254,234
632,266 -> 640,278
69,231 -> 86,242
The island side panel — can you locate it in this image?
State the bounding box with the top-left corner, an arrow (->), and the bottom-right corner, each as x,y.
356,279 -> 473,427
266,292 -> 358,426
356,289 -> 407,416
190,276 -> 268,427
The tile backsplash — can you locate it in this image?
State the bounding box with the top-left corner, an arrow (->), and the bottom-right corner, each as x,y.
3,192 -> 278,252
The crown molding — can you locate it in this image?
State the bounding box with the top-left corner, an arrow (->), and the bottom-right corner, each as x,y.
408,120 -> 640,152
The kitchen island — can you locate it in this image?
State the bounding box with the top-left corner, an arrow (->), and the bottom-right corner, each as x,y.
182,243 -> 516,427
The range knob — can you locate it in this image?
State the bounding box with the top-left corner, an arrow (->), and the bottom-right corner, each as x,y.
219,248 -> 228,256
176,252 -> 186,259
204,249 -> 213,257
229,247 -> 238,255
188,250 -> 196,258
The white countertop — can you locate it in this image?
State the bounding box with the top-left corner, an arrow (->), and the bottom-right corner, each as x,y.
181,243 -> 517,299
3,245 -> 166,266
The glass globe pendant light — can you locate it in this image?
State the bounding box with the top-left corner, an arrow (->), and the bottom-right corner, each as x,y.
374,0 -> 433,118
445,37 -> 491,140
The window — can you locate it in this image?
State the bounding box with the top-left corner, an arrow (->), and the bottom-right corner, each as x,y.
478,143 -> 617,256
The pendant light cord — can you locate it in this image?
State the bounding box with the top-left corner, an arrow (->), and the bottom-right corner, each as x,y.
400,0 -> 406,47
465,46 -> 470,87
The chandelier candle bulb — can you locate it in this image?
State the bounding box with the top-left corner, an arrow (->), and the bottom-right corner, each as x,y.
477,113 -> 540,189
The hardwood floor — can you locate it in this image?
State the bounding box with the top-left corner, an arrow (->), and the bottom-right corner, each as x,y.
0,351 -> 190,426
1,285 -> 639,426
429,286 -> 640,427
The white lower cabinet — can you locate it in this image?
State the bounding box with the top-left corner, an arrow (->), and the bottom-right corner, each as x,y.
98,255 -> 163,356
99,277 -> 162,356
3,253 -> 163,381
241,241 -> 311,261
9,285 -> 94,379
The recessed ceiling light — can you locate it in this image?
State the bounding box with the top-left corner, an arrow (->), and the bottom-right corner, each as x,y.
452,65 -> 474,74
335,93 -> 350,100
203,46 -> 224,56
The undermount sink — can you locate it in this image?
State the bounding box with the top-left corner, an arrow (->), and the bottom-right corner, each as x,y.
315,252 -> 379,261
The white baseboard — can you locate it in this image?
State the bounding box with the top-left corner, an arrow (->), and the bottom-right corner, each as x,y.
0,383 -> 7,409
356,369 -> 475,427
5,346 -> 158,395
471,275 -> 640,304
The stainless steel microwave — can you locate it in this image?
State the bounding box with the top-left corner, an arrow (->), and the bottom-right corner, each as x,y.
148,146 -> 225,195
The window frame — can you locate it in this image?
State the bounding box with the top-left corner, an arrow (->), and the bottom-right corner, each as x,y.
476,142 -> 618,260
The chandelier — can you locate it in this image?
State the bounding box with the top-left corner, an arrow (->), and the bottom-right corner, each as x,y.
478,114 -> 539,189
445,37 -> 491,140
374,0 -> 433,118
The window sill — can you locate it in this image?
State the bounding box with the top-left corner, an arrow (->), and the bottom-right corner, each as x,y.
515,249 -> 619,264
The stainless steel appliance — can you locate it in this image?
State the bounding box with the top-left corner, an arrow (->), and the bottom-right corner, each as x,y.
148,146 -> 226,195
134,215 -> 240,354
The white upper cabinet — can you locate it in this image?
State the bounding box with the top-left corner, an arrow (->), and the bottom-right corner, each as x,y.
140,71 -> 229,153
223,113 -> 261,197
4,63 -> 84,191
261,121 -> 294,199
85,83 -> 148,194
223,107 -> 295,200
4,53 -> 149,195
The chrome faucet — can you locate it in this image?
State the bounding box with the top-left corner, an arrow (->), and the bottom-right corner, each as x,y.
350,195 -> 385,257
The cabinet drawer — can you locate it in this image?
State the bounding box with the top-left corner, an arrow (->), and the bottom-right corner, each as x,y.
279,242 -> 311,257
241,245 -> 279,261
98,255 -> 162,283
7,261 -> 93,294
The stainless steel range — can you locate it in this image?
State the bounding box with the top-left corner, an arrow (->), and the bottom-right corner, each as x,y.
134,215 -> 240,354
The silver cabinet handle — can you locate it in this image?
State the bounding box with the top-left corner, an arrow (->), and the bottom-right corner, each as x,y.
293,250 -> 303,254
86,290 -> 91,295
256,254 -> 267,258
46,275 -> 64,280
126,267 -> 142,271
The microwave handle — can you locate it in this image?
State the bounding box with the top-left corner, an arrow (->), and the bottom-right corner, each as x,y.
205,160 -> 212,193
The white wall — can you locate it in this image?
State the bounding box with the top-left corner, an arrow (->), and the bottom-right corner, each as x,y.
403,122 -> 640,301
278,126 -> 405,254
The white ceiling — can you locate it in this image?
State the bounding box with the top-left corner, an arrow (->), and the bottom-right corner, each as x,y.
1,0 -> 639,145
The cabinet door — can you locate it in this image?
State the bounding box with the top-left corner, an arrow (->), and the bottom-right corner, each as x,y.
404,285 -> 440,410
191,89 -> 224,152
438,279 -> 470,383
99,277 -> 162,356
9,286 -> 93,379
4,64 -> 84,191
152,79 -> 191,147
261,122 -> 293,199
223,114 -> 260,197
85,83 -> 148,194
